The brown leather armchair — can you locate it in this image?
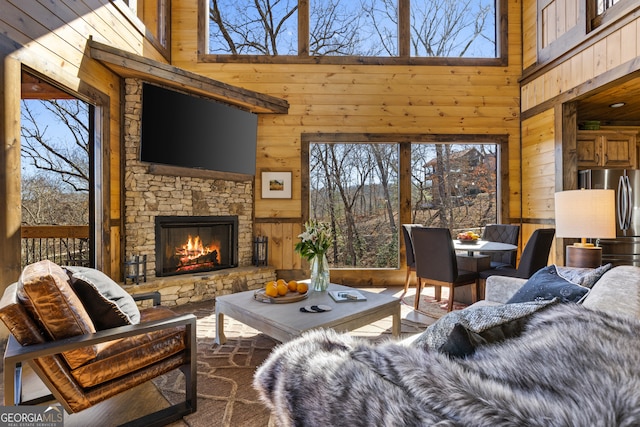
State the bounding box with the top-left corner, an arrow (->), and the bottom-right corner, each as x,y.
0,260 -> 197,426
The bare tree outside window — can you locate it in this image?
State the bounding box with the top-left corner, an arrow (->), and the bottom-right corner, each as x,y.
410,143 -> 497,231
310,143 -> 399,268
20,98 -> 91,266
21,100 -> 90,196
209,0 -> 497,58
309,142 -> 497,269
209,0 -> 298,54
409,0 -> 495,57
309,0 -> 396,56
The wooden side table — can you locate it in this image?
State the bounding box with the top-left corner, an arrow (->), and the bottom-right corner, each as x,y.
565,246 -> 602,268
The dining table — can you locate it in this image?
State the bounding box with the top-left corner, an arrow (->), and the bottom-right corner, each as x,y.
453,239 -> 518,257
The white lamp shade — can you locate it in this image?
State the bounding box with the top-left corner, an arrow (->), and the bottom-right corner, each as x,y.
554,189 -> 616,239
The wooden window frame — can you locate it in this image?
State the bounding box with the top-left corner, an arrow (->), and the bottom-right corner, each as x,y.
198,0 -> 508,66
299,133 -> 510,272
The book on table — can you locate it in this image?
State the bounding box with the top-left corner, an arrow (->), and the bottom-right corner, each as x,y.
329,290 -> 367,302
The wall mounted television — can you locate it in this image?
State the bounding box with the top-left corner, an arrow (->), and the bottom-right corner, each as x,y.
140,83 -> 258,175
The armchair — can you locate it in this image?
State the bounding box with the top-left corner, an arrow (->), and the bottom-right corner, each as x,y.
0,260 -> 197,427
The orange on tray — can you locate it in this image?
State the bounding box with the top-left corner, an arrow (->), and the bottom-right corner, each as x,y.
264,282 -> 278,297
287,280 -> 299,292
263,280 -> 307,298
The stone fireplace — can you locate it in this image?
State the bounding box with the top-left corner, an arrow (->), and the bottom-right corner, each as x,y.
121,78 -> 274,305
155,215 -> 238,277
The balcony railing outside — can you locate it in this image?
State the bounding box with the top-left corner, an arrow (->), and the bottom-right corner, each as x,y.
21,225 -> 91,268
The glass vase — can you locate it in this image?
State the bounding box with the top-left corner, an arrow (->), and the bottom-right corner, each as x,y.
310,253 -> 330,292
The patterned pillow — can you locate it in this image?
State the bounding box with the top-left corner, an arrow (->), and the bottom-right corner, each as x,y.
556,263 -> 613,288
506,265 -> 589,304
412,299 -> 559,357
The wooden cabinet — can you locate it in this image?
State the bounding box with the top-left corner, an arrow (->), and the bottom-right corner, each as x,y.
577,130 -> 638,168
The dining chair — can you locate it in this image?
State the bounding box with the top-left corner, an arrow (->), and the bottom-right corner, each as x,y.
481,224 -> 520,269
411,227 -> 478,312
479,228 -> 555,281
401,224 -> 423,295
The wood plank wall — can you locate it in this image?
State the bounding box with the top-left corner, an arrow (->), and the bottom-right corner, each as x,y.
172,0 -> 524,282
0,0 -> 524,288
522,0 -> 538,70
522,2 -> 640,112
521,109 -> 558,264
520,1 -> 640,267
0,0 -> 166,285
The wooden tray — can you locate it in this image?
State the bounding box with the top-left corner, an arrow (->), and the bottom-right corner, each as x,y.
254,289 -> 309,304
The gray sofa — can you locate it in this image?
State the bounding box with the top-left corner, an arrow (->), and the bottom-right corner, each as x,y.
254,265 -> 640,426
481,264 -> 640,317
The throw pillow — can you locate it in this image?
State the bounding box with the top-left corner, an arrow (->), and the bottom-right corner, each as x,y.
506,265 -> 589,304
412,299 -> 559,358
65,266 -> 141,330
556,263 -> 613,288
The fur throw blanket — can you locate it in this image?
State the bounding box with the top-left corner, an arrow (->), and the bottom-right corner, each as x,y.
254,304 -> 640,426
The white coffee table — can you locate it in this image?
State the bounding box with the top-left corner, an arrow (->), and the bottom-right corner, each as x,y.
214,283 -> 401,344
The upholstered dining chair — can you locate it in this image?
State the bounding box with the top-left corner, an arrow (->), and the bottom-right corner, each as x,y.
401,224 -> 423,295
479,228 -> 555,281
481,224 -> 520,269
411,227 -> 478,312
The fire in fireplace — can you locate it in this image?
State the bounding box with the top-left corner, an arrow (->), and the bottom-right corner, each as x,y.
155,216 -> 238,277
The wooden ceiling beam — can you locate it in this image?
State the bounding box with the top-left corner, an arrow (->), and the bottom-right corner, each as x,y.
88,39 -> 289,114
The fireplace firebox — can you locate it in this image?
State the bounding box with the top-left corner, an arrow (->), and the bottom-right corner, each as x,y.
155,216 -> 238,277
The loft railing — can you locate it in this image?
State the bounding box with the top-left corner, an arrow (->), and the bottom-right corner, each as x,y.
21,225 -> 91,268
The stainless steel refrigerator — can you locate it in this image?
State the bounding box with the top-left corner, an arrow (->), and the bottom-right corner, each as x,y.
579,169 -> 640,266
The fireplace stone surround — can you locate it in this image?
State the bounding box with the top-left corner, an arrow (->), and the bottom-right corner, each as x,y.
122,79 -> 274,305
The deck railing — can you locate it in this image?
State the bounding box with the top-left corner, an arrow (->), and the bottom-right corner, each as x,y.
21,225 -> 91,268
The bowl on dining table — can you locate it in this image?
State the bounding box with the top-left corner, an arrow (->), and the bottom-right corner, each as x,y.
457,231 -> 480,244
457,238 -> 479,244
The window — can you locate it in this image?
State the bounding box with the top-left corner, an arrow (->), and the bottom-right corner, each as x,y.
310,0 -> 395,56
590,0 -> 632,30
306,139 -> 499,269
596,0 -> 622,15
209,0 -> 298,55
205,0 -> 504,64
410,144 -> 497,230
410,0 -> 496,58
20,72 -> 94,267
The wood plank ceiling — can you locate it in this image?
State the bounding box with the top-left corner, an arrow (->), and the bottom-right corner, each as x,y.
576,76 -> 640,126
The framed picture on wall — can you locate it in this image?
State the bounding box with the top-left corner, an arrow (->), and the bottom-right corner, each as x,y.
261,171 -> 292,199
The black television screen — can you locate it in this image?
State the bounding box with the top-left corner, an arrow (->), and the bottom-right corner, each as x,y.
140,83 -> 258,175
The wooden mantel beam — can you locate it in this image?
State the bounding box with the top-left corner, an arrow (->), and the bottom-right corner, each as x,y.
88,39 -> 289,114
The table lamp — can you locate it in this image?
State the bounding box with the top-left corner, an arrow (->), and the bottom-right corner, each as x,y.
554,189 -> 616,268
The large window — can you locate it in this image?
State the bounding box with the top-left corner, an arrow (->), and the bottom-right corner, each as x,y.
307,140 -> 498,269
205,0 -> 504,64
